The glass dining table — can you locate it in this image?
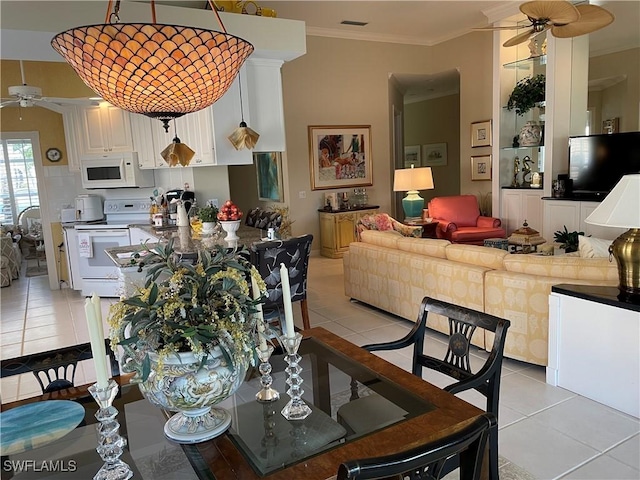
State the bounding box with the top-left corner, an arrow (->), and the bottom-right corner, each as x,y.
0,327 -> 483,480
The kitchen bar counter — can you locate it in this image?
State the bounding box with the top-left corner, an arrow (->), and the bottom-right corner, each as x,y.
106,225 -> 268,268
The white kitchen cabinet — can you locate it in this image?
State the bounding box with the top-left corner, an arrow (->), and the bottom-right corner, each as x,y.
501,189 -> 543,235
62,107 -> 81,172
246,58 -> 286,152
130,113 -> 157,169
210,71 -> 253,165
78,104 -> 134,155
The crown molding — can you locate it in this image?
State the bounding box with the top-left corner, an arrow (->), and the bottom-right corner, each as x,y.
481,2 -> 522,25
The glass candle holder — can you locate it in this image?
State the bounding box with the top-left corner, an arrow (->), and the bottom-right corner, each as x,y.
255,345 -> 280,402
88,379 -> 133,480
280,332 -> 311,421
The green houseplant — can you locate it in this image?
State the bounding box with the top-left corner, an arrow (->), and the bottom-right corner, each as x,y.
553,226 -> 587,253
507,74 -> 546,116
198,204 -> 219,223
108,239 -> 265,442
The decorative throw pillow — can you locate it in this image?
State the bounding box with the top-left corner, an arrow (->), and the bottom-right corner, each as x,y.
578,235 -> 612,258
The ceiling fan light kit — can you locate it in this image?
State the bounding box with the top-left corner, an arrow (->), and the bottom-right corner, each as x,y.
490,0 -> 615,48
50,0 -> 254,132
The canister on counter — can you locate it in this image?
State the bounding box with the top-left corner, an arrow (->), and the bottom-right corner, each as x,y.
153,213 -> 164,227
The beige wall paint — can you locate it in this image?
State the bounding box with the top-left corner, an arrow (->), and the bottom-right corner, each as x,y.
404,93 -> 461,204
588,47 -> 640,133
280,31 -> 493,240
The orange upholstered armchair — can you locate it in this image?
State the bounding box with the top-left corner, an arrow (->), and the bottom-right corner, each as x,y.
428,195 -> 505,245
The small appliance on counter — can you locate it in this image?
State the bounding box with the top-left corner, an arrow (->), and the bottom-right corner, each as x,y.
74,194 -> 104,222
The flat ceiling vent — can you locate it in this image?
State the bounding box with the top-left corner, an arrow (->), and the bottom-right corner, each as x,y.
340,20 -> 368,27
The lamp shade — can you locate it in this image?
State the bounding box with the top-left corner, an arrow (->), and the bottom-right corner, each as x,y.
51,23 -> 254,131
585,174 -> 640,228
393,167 -> 434,192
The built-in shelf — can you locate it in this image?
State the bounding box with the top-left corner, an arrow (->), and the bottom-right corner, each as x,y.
503,55 -> 547,69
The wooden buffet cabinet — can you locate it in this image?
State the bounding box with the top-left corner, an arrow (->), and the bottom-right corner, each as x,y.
318,206 -> 379,258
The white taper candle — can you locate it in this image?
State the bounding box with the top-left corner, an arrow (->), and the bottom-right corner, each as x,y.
280,263 -> 295,339
251,276 -> 268,351
86,293 -> 109,388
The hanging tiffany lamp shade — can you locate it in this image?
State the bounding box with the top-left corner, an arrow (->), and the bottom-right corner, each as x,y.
51,1 -> 254,132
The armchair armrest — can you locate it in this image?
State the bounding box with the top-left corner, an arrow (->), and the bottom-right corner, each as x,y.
436,220 -> 457,233
477,216 -> 501,228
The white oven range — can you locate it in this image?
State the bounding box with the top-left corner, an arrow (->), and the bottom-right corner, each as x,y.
73,199 -> 152,297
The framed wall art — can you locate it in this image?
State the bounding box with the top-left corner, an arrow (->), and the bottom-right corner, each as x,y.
471,120 -> 492,148
308,125 -> 372,190
471,155 -> 492,181
404,145 -> 421,168
422,143 -> 448,167
255,152 -> 284,202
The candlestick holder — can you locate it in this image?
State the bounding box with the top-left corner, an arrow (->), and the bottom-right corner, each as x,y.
280,333 -> 311,421
255,345 -> 280,402
88,379 -> 133,480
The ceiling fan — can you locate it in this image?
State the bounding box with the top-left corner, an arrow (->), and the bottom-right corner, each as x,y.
1,60 -> 98,113
477,1 -> 614,47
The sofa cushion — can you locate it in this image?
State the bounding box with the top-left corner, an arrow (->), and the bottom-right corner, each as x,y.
578,236 -> 612,258
445,244 -> 507,270
503,254 -> 618,282
396,237 -> 450,259
360,230 -> 402,249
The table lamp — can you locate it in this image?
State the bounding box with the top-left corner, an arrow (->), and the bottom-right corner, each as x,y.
393,166 -> 434,222
585,174 -> 640,300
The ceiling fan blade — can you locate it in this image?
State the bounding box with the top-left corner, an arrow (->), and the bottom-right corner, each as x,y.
41,97 -> 97,105
551,4 -> 614,38
1,101 -> 20,109
503,28 -> 537,47
473,25 -> 526,32
33,99 -> 66,113
520,0 -> 580,25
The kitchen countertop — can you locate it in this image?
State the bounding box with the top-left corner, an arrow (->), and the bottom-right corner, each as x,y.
105,224 -> 268,269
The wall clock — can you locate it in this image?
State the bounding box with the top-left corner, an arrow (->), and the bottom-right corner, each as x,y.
46,147 -> 62,162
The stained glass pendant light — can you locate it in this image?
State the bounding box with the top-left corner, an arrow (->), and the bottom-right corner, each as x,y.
51,0 -> 254,132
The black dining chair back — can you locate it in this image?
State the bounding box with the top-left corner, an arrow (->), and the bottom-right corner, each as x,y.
358,297 -> 510,480
1,339 -> 120,394
337,413 -> 495,480
250,234 -> 313,331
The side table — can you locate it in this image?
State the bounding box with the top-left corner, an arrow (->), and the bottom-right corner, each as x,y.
403,221 -> 439,239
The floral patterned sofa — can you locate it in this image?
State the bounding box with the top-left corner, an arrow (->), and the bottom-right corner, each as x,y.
343,230 -> 618,366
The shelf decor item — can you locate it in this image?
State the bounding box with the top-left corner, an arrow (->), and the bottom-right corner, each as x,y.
519,121 -> 543,146
51,0 -> 254,132
507,74 -> 546,116
108,239 -> 263,443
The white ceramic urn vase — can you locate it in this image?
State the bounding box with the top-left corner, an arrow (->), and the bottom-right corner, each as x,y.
519,121 -> 543,147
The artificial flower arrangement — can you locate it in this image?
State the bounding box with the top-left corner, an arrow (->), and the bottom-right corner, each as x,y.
108,239 -> 266,382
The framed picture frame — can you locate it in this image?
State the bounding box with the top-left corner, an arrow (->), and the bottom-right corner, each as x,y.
421,143 -> 447,167
471,155 -> 492,181
308,125 -> 372,190
404,145 -> 421,168
471,120 -> 492,148
254,152 -> 284,202
602,117 -> 619,134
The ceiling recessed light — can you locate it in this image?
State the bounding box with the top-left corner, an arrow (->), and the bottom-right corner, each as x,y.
340,20 -> 368,27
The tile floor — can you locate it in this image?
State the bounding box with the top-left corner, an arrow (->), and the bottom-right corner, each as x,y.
1,255 -> 638,479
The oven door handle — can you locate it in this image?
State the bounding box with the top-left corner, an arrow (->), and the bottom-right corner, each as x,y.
79,230 -> 129,237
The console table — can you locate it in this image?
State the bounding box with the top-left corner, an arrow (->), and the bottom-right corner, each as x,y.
318,206 -> 379,258
547,284 -> 640,418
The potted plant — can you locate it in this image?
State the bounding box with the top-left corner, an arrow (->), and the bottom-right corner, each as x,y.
108,239 -> 264,443
506,74 -> 546,116
198,204 -> 219,235
553,226 -> 586,253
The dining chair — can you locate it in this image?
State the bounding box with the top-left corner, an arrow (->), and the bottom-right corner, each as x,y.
337,412 -> 495,480
338,297 -> 510,480
1,339 -> 120,394
249,234 -> 313,332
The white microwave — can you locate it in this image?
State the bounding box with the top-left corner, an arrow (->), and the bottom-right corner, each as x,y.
80,153 -> 154,189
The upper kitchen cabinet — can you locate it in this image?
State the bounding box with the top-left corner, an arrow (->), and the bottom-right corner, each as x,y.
62,106 -> 82,172
246,58 -> 286,152
210,70 -> 253,165
77,104 -> 134,155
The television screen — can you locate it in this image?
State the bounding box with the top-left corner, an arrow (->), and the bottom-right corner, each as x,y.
568,132 -> 640,199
